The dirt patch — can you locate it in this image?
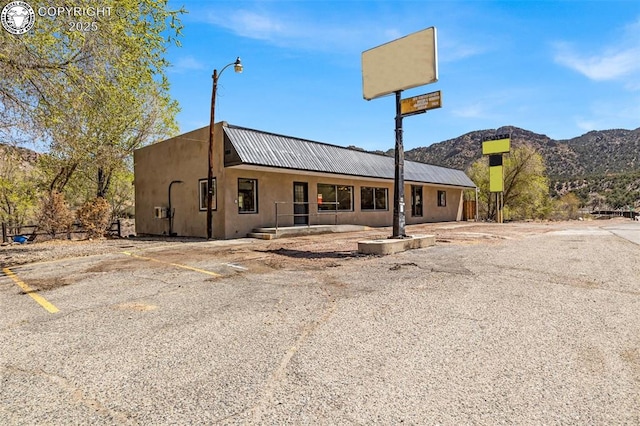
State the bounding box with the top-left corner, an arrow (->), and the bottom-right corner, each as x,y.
262,247 -> 355,259
6,219 -> 631,276
85,258 -> 158,273
23,277 -> 70,292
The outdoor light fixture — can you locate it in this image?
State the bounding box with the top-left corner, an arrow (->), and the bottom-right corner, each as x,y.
234,57 -> 243,73
207,57 -> 243,239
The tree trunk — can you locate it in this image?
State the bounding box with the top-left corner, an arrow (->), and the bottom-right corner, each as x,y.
50,163 -> 77,193
96,167 -> 112,198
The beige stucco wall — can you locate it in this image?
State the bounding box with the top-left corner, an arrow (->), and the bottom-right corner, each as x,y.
406,184 -> 464,224
134,122 -> 470,239
134,127 -> 210,237
219,167 -> 465,238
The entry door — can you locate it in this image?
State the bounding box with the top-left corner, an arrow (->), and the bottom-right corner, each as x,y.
411,185 -> 423,217
293,182 -> 309,225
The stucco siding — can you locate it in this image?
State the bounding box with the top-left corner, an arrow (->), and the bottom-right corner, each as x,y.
134,122 -> 476,239
220,168 -> 396,239
134,127 -> 210,237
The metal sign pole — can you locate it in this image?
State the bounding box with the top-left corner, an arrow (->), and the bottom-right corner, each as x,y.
392,90 -> 406,238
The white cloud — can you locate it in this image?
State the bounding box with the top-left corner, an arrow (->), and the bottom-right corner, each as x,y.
438,34 -> 490,63
554,43 -> 640,81
210,9 -> 285,41
170,56 -> 206,73
199,2 -> 498,64
452,103 -> 487,119
553,17 -> 640,84
202,6 -> 407,54
575,118 -> 596,132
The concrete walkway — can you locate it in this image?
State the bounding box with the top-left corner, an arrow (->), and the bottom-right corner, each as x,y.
603,222 -> 640,246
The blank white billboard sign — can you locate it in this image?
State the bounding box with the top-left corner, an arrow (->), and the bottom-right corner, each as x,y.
362,27 -> 438,101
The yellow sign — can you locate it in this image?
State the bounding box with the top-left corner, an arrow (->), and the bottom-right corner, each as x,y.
482,138 -> 510,155
400,91 -> 442,115
489,165 -> 504,192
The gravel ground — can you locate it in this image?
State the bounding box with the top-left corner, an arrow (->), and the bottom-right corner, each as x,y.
1,218 -> 639,424
1,219 -> 582,268
0,237 -> 203,268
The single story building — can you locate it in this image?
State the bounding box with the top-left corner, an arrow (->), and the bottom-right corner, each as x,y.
133,122 -> 476,239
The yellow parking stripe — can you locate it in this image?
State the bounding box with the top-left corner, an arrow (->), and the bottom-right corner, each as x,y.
2,268 -> 59,314
121,252 -> 222,277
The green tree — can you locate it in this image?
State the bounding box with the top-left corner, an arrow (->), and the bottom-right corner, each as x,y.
105,168 -> 135,220
0,147 -> 38,230
551,192 -> 581,220
1,1 -> 184,200
468,145 -> 551,221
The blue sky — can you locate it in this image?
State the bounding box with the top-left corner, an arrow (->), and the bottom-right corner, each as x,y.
165,0 -> 640,151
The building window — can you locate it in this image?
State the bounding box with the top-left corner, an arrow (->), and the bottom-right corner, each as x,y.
238,178 -> 258,213
361,187 -> 388,211
199,178 -> 216,211
411,185 -> 423,217
438,190 -> 447,207
317,184 -> 353,211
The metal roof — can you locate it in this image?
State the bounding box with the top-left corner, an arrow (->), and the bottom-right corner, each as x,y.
223,124 -> 476,188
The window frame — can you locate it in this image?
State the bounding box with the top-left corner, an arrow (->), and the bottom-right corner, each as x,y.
437,190 -> 447,207
361,186 -> 389,211
317,183 -> 354,212
238,178 -> 258,214
199,178 -> 217,211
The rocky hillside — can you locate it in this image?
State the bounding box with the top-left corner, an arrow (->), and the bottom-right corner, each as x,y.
0,143 -> 39,169
404,126 -> 640,180
351,125 -> 640,209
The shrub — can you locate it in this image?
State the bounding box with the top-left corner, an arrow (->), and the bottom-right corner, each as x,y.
39,191 -> 74,238
550,193 -> 581,220
76,197 -> 111,238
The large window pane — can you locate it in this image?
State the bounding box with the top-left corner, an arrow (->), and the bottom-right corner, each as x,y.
361,187 -> 374,210
317,184 -> 352,211
374,188 -> 388,210
337,186 -> 352,211
361,187 -> 387,211
317,184 -> 336,211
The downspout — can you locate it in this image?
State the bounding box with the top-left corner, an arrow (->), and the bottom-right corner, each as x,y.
168,180 -> 183,236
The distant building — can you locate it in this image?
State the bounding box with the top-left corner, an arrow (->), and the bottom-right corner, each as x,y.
133,122 -> 476,239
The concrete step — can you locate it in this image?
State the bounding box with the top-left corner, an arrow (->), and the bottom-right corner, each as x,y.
247,232 -> 275,240
252,228 -> 277,234
249,224 -> 371,240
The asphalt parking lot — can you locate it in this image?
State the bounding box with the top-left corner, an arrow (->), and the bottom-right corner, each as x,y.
1,219 -> 639,424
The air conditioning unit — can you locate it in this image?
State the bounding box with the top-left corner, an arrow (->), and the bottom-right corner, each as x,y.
154,206 -> 168,219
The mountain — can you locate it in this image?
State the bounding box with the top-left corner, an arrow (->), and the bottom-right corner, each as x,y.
4,127 -> 640,210
356,125 -> 640,209
0,143 -> 39,166
0,143 -> 39,178
403,126 -> 640,180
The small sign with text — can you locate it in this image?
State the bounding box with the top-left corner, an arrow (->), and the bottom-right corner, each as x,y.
400,90 -> 442,116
